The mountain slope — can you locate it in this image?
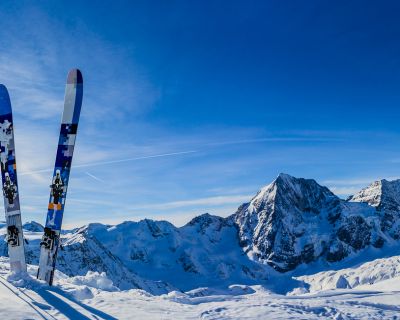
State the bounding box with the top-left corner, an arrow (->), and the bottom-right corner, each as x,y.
80,215 -> 270,291
0,217 -> 271,292
233,173 -> 388,271
349,179 -> 400,238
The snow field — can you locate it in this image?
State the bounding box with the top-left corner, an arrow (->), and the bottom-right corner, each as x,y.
0,256 -> 399,319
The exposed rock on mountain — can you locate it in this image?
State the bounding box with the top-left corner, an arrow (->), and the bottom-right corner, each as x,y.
83,215 -> 269,291
1,173 -> 400,291
233,173 -> 384,271
349,179 -> 400,238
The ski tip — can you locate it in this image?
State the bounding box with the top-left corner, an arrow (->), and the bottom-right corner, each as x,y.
67,69 -> 83,85
0,84 -> 10,100
0,84 -> 8,93
0,84 -> 11,114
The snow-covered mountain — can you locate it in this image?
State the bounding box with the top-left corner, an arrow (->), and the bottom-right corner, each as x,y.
81,216 -> 269,291
348,179 -> 400,238
233,173 -> 388,272
3,216 -> 270,293
2,173 -> 400,293
234,173 -> 343,271
0,219 -> 267,293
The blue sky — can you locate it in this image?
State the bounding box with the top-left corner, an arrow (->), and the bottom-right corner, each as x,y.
0,1 -> 400,227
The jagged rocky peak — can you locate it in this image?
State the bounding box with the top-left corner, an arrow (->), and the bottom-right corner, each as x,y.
234,173 -> 344,271
348,180 -> 383,206
349,179 -> 400,209
349,178 -> 400,237
240,173 -> 340,222
139,219 -> 177,238
185,213 -> 230,233
187,213 -> 223,225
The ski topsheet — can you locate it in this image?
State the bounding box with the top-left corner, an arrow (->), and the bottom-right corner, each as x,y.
37,69 -> 83,285
0,85 -> 27,273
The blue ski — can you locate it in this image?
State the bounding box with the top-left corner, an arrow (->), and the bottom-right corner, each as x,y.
0,85 -> 27,273
37,69 -> 83,285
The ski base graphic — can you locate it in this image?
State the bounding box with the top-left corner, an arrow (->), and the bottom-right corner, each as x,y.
37,69 -> 83,285
0,85 -> 26,273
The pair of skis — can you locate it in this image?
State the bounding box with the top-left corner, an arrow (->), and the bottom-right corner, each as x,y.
0,69 -> 83,285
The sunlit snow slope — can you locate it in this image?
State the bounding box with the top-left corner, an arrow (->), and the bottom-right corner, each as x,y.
0,255 -> 400,320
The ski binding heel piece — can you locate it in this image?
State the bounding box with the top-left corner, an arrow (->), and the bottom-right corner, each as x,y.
7,225 -> 19,246
40,227 -> 56,250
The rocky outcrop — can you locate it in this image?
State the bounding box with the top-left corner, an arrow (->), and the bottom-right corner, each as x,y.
349,179 -> 400,238
233,173 -> 388,272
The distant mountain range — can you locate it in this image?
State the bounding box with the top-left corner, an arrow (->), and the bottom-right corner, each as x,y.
1,173 -> 400,294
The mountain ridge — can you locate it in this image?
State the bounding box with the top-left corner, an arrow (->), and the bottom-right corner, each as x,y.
1,173 -> 400,293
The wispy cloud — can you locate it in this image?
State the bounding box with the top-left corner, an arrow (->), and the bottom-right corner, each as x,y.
323,178 -> 377,185
205,137 -> 344,147
323,176 -> 400,198
128,194 -> 252,211
323,176 -> 400,186
67,193 -> 252,210
63,195 -> 249,228
328,187 -> 361,197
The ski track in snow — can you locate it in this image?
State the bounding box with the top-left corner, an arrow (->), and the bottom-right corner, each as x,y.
0,275 -> 105,320
73,288 -> 400,320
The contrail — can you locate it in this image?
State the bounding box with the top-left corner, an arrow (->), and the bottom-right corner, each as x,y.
85,172 -> 105,183
73,150 -> 198,169
18,136 -> 338,177
19,150 -> 198,176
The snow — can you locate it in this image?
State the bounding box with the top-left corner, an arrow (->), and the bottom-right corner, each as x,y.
64,271 -> 119,292
297,255 -> 400,292
0,255 -> 399,319
348,180 -> 383,206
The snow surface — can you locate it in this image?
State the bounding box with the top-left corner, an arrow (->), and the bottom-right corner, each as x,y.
0,255 -> 399,319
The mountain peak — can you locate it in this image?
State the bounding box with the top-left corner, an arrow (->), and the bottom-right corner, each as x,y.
22,221 -> 44,232
276,172 -> 295,181
348,178 -> 400,236
186,213 -> 224,226
250,173 -> 337,210
234,174 -> 342,271
185,213 -> 229,235
348,178 -> 400,208
275,173 -> 306,188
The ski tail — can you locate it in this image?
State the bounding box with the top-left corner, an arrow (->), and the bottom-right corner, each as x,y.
37,69 -> 83,284
0,85 -> 27,273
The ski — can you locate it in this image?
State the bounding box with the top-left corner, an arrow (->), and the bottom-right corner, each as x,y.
0,85 -> 27,273
37,69 -> 83,285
